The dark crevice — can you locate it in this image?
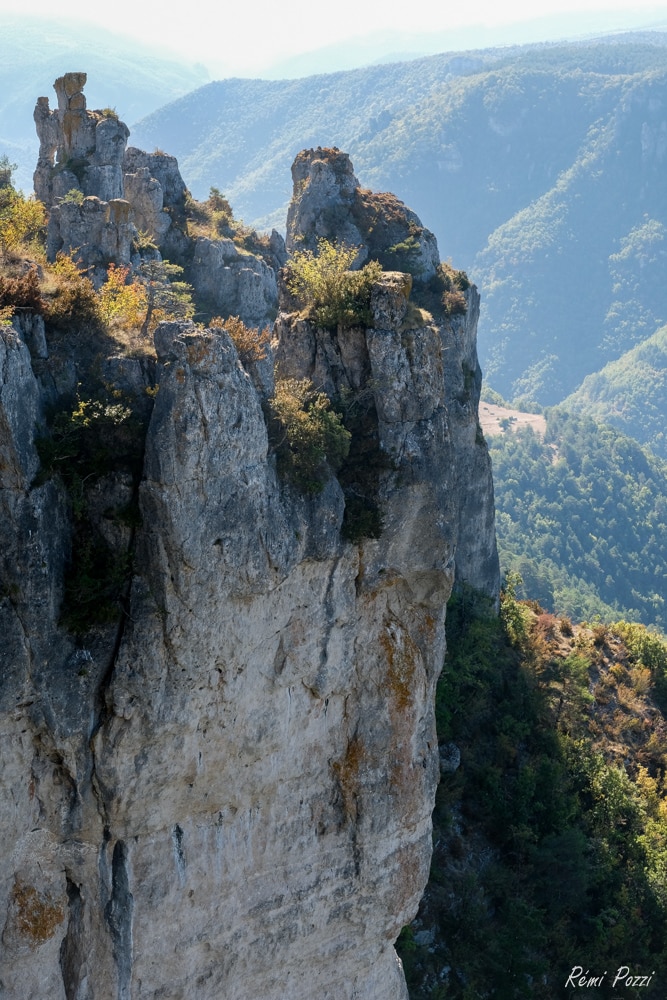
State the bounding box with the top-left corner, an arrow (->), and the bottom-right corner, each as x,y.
337,389 -> 386,543
59,877 -> 86,1000
172,823 -> 187,884
104,839 -> 134,1000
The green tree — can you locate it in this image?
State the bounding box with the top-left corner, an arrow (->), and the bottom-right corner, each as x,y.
0,154 -> 16,190
134,259 -> 194,336
286,238 -> 382,329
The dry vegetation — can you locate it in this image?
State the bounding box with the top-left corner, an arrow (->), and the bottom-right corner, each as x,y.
184,186 -> 273,260
212,314 -> 270,364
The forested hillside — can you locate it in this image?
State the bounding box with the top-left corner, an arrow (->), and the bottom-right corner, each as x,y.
398,584 -> 667,998
563,323 -> 667,460
487,410 -> 667,630
475,59 -> 667,403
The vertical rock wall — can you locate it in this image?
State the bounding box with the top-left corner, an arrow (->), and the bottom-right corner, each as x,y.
0,143 -> 497,998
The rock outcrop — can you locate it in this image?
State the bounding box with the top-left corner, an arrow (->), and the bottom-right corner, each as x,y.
1,130 -> 498,999
190,236 -> 278,326
33,73 -> 278,326
34,73 -> 129,208
45,195 -> 135,270
286,147 -> 441,281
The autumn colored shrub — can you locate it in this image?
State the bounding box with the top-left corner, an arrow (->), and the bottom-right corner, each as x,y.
0,186 -> 46,258
213,315 -> 270,364
42,253 -> 102,333
98,263 -> 146,328
0,266 -> 43,312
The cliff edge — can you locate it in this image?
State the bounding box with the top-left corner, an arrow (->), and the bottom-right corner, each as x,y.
0,111 -> 497,998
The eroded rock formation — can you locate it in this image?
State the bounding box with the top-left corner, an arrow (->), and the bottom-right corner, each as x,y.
34,72 -> 135,270
34,72 -> 129,208
190,236 -> 278,326
0,130 -> 498,998
286,147 -> 441,281
122,146 -> 189,261
32,73 -> 279,327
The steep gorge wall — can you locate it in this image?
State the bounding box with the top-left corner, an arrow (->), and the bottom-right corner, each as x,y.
0,139 -> 497,999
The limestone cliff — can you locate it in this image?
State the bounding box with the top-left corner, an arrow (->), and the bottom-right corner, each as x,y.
0,123 -> 497,998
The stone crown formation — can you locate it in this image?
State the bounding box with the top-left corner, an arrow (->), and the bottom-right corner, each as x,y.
32,72 -> 279,325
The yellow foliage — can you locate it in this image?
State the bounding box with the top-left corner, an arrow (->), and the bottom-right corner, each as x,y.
220,315 -> 270,364
50,251 -> 84,280
0,190 -> 46,257
286,238 -> 382,329
98,263 -> 146,328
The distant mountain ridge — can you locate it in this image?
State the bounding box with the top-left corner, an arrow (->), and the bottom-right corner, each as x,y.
261,11 -> 667,78
131,35 -> 667,406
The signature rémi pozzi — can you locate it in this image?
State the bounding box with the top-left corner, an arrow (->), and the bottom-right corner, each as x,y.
566,967 -> 656,989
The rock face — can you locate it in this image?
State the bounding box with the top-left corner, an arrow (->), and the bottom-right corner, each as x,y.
286,147 -> 441,281
189,236 -> 279,326
0,140 -> 498,998
122,146 -> 189,260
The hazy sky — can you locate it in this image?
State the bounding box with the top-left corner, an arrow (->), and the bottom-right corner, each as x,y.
2,0 -> 667,75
